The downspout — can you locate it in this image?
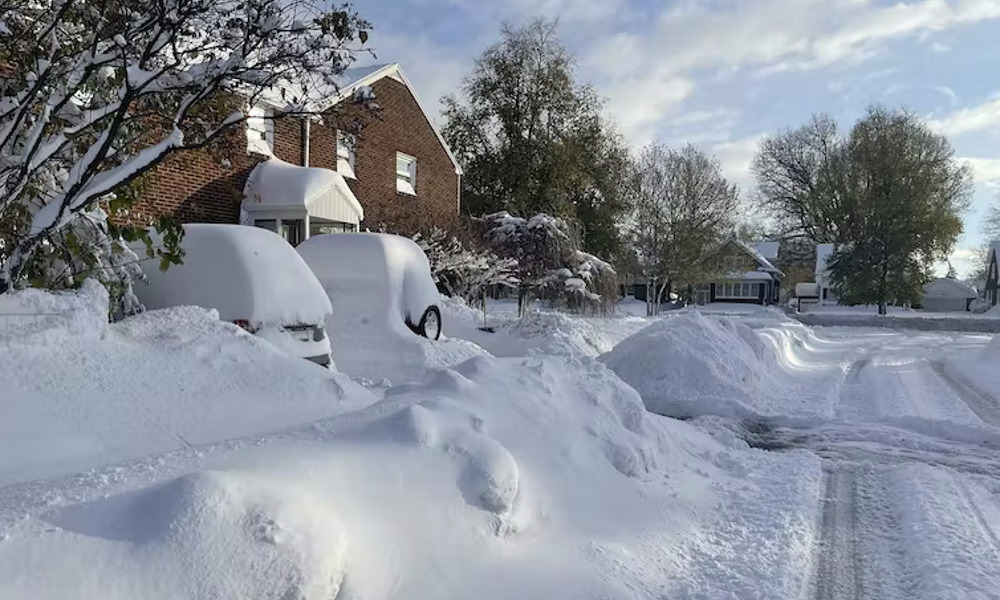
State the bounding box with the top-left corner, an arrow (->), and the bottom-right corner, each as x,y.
301,117 -> 310,166
301,117 -> 311,241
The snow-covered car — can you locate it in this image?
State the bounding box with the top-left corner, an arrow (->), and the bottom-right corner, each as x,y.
296,232 -> 442,341
132,224 -> 333,366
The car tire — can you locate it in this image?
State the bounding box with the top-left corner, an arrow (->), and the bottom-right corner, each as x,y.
417,306 -> 442,340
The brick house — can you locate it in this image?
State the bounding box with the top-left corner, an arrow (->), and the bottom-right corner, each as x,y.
129,63 -> 463,244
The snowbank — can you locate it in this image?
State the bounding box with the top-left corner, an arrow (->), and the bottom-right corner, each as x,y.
441,296 -> 654,358
0,354 -> 823,600
600,311 -> 848,420
0,279 -> 108,344
0,287 -> 372,485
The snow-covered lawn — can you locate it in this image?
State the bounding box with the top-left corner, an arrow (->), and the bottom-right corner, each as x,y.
5,289 -> 1000,599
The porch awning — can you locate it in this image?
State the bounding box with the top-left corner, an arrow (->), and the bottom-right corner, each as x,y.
242,157 -> 364,225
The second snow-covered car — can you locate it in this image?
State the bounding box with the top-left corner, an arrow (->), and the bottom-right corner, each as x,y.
296,232 -> 442,341
133,224 -> 334,366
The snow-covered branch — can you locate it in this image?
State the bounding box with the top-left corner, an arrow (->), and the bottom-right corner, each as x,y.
0,0 -> 371,293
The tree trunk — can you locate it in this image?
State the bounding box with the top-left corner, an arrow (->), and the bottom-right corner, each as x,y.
656,279 -> 671,312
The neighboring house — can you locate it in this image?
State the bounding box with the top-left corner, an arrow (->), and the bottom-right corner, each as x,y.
985,241 -> 1000,307
693,240 -> 784,306
125,63 -> 463,244
815,243 -> 840,306
920,278 -> 978,312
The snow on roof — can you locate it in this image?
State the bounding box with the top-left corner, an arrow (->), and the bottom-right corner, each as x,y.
754,241 -> 780,261
336,63 -> 394,87
732,239 -> 784,277
243,157 -> 363,225
796,282 -> 819,296
923,277 -> 978,298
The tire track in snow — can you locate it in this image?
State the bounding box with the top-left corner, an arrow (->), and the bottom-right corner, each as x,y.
813,464 -> 863,600
930,361 -> 1000,428
950,473 -> 1000,563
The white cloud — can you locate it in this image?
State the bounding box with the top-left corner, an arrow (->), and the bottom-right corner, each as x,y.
364,32 -> 472,124
712,135 -> 765,192
588,0 -> 1000,79
932,41 -> 952,52
603,74 -> 695,146
961,157 -> 1000,187
581,0 -> 1000,145
930,95 -> 1000,137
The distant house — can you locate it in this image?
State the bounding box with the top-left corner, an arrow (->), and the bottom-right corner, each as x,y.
126,63 -> 463,244
815,243 -> 840,306
986,242 -> 1000,307
921,278 -> 978,312
693,240 -> 784,305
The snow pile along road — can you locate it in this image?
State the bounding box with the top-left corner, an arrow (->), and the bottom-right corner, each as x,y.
600,311 -> 851,421
0,284 -> 373,485
440,296 -> 653,358
0,283 -> 825,599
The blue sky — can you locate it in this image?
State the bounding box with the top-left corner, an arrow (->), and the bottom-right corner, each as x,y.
352,0 -> 1000,276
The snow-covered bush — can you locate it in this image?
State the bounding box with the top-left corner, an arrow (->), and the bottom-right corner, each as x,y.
412,227 -> 518,303
19,207 -> 148,317
0,0 -> 370,295
478,212 -> 618,316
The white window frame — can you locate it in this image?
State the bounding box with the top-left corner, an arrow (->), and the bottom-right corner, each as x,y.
337,130 -> 356,179
246,105 -> 273,155
396,152 -> 416,195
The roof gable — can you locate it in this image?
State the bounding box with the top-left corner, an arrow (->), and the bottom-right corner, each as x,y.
326,63 -> 463,176
754,241 -> 779,261
730,239 -> 784,277
923,277 -> 977,298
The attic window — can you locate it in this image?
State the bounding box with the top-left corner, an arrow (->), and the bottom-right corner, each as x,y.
337,131 -> 356,179
396,152 -> 416,195
246,106 -> 273,155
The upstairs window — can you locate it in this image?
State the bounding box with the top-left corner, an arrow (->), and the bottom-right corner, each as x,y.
396,152 -> 416,195
246,106 -> 273,155
337,131 -> 356,178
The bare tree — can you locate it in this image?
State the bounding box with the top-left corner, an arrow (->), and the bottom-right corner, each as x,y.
752,114 -> 847,242
625,144 -> 738,315
0,0 -> 370,297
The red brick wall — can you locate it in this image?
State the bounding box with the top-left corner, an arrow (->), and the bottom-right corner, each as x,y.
126,74 -> 460,234
122,127 -> 261,226
321,77 -> 461,234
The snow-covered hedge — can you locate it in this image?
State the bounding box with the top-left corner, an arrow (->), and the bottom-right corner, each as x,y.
411,227 -> 518,303
478,212 -> 618,316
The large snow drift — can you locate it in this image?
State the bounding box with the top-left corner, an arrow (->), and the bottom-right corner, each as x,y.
0,283 -> 370,485
600,311 -> 851,420
0,353 -> 822,600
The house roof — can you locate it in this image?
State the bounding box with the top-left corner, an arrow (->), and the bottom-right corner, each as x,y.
256,63 -> 463,176
754,241 -> 780,261
922,277 -> 978,298
733,239 -> 784,277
